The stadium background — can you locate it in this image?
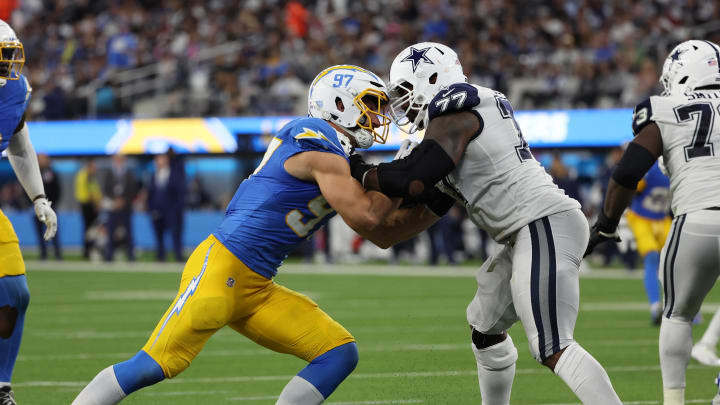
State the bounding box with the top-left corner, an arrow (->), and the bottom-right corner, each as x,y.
5,0 -> 719,264
4,1 -> 720,404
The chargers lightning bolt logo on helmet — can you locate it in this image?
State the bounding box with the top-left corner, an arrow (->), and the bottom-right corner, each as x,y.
401,47 -> 433,72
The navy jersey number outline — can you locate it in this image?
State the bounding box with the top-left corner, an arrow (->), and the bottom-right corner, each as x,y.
673,102 -> 718,161
495,94 -> 532,162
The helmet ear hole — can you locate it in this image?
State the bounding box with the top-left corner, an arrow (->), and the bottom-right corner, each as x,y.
678,76 -> 689,84
429,73 -> 437,84
335,97 -> 345,112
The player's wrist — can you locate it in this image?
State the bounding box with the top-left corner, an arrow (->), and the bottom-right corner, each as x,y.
596,210 -> 619,234
349,154 -> 375,187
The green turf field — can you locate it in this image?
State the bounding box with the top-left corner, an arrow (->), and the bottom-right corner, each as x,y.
12,263 -> 720,404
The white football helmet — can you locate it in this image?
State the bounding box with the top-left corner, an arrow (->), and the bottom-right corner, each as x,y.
308,65 -> 391,152
661,39 -> 720,96
0,20 -> 24,86
388,42 -> 466,134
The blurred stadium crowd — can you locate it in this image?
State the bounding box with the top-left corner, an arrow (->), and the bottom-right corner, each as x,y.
9,0 -> 720,120
0,0 -> 716,266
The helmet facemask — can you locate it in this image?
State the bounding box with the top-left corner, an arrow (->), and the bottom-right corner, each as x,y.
0,41 -> 24,80
388,72 -> 441,135
351,88 -> 391,146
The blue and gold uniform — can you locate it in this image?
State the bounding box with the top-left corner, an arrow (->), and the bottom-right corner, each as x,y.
142,117 -> 355,378
0,73 -> 31,386
0,74 -> 31,278
627,162 -> 672,257
626,161 -> 671,317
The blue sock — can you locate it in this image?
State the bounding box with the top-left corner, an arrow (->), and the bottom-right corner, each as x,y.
113,350 -> 165,394
643,251 -> 661,306
0,275 -> 30,383
297,342 -> 359,398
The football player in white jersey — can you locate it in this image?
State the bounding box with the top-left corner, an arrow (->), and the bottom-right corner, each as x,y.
353,42 -> 622,405
586,39 -> 720,405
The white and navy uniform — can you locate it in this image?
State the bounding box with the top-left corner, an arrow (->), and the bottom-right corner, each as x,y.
429,83 -> 585,363
633,90 -> 720,321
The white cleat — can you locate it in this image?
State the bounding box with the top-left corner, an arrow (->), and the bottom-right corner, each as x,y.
691,343 -> 720,366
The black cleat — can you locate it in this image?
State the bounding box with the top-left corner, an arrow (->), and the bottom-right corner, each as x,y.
0,386 -> 16,405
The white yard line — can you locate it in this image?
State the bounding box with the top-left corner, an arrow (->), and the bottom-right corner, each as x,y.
538,400 -> 709,405
15,364 -> 704,388
26,260 -> 644,279
16,339 -> 662,362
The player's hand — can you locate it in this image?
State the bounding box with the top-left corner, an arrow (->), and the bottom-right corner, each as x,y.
584,211 -> 621,257
394,139 -> 419,160
34,197 -> 57,240
349,153 -> 376,187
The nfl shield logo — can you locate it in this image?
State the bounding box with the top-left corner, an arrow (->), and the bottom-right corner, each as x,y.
226,277 -> 235,287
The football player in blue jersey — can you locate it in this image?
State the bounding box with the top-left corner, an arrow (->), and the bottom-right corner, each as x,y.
625,160 -> 671,324
72,65 -> 441,405
0,19 -> 58,405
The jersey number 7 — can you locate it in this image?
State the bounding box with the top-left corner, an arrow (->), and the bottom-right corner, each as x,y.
674,102 -> 718,161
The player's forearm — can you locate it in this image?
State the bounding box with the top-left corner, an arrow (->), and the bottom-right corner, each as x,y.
603,178 -> 635,221
7,125 -> 46,201
362,205 -> 439,249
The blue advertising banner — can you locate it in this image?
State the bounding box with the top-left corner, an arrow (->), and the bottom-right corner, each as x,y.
26,109 -> 636,155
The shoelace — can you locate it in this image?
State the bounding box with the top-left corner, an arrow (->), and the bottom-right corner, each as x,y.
0,389 -> 15,405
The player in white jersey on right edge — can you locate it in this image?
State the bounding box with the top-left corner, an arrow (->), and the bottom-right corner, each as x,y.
585,39 -> 720,405
351,42 -> 622,405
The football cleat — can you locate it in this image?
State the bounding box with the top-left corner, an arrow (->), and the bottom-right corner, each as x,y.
712,372 -> 720,405
0,386 -> 17,405
691,343 -> 720,366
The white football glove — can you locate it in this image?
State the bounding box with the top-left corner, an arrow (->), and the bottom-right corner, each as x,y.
34,197 -> 57,241
393,139 -> 419,160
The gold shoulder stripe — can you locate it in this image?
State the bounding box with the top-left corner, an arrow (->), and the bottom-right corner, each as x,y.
294,128 -> 332,143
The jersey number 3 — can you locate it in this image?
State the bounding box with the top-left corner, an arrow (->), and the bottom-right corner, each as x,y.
674,102 -> 718,161
495,95 -> 532,162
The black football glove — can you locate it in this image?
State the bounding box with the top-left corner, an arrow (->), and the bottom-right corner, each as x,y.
349,153 -> 375,186
584,210 -> 621,257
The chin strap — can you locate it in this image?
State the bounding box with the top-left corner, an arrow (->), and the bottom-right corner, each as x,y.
334,130 -> 355,156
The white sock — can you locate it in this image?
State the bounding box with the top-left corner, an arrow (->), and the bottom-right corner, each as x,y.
0,382 -> 9,388
553,342 -> 622,405
660,318 -> 692,390
276,376 -> 325,405
71,366 -> 126,405
700,308 -> 720,348
471,335 -> 517,405
663,387 -> 685,405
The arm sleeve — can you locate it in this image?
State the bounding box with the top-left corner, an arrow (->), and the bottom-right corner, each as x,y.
7,123 -> 46,201
632,98 -> 654,136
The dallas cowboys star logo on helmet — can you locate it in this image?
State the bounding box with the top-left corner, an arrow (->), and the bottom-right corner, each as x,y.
671,48 -> 686,61
401,46 -> 433,72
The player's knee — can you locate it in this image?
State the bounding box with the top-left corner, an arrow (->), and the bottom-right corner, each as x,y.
189,296 -> 231,331
0,305 -> 19,339
472,332 -> 517,371
314,342 -> 359,376
113,351 -> 166,395
327,342 -> 359,375
471,328 -> 508,350
298,342 -> 359,398
17,280 -> 30,311
529,336 -> 573,366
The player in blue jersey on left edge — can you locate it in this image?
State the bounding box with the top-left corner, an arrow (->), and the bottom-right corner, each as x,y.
72,65 -> 444,405
0,19 -> 58,405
